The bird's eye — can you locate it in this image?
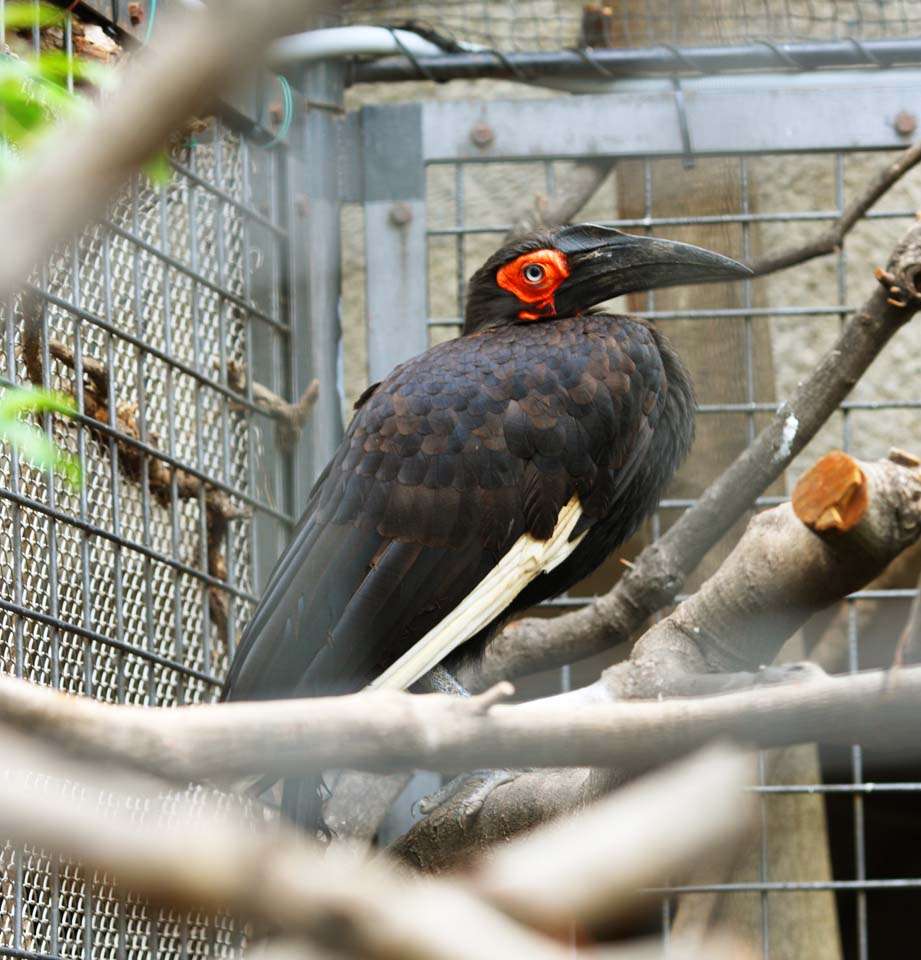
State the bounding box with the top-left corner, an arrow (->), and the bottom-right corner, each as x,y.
523,263 -> 545,283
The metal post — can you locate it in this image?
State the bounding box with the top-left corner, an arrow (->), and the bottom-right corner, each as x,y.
288,60 -> 346,508
361,103 -> 429,382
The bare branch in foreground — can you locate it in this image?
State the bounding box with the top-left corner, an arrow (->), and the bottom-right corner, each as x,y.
0,733 -> 754,960
0,0 -> 321,295
0,447 -> 915,826
466,215 -> 921,690
474,745 -> 755,929
2,657 -> 921,783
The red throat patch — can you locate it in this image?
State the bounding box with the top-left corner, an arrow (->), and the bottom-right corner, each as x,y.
496,248 -> 570,321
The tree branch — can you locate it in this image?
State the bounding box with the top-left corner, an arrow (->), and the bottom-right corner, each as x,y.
0,732 -> 754,960
467,216 -> 921,690
2,656 -> 921,783
392,450 -> 921,866
225,360 -> 319,453
747,142 -> 921,278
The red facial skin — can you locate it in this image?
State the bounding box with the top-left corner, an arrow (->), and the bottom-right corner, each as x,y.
495,248 -> 571,320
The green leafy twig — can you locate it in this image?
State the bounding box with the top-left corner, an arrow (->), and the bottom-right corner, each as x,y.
0,385 -> 81,486
0,3 -> 169,183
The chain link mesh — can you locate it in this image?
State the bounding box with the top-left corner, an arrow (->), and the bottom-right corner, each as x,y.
0,36 -> 292,960
340,0 -> 921,50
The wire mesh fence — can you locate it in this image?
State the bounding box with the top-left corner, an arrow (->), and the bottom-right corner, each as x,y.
0,5 -> 304,960
341,0 -> 921,51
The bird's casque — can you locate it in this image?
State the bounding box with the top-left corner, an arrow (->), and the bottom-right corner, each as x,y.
221,223 -> 750,828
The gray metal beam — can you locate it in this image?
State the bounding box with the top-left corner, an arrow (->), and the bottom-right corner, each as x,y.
289,60 -> 346,506
361,104 -> 429,382
414,70 -> 921,162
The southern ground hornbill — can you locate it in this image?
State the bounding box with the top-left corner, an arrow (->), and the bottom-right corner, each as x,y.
222,223 -> 750,828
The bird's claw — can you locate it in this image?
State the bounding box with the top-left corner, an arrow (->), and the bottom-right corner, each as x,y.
414,768 -> 522,827
755,660 -> 827,685
874,265 -> 918,307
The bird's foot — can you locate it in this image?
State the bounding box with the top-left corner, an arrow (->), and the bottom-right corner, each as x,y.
755,660 -> 827,685
414,768 -> 522,827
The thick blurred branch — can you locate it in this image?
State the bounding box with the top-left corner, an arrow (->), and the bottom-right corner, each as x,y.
0,733 -> 754,960
0,0 -> 320,294
468,213 -> 921,690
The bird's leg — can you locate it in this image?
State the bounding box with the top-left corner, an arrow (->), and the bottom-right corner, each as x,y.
413,664 -> 524,827
420,664 -> 471,697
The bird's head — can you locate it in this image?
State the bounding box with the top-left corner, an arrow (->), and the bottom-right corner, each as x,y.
463,223 -> 751,334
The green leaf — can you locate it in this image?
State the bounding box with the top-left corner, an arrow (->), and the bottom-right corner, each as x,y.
2,2 -> 66,29
0,385 -> 77,419
0,386 -> 81,486
144,150 -> 172,186
34,50 -> 110,89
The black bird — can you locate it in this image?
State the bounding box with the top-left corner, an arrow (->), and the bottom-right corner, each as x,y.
221,223 -> 750,827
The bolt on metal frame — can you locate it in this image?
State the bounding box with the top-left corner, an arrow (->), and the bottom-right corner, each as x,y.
0,3 -> 342,960
348,66 -> 921,957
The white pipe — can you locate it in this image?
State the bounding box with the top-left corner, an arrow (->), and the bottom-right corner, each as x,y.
267,26 -> 482,69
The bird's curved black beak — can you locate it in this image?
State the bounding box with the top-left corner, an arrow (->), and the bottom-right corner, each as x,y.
553,223 -> 751,314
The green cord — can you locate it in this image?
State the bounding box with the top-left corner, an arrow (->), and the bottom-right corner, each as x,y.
265,75 -> 292,149
144,0 -> 155,43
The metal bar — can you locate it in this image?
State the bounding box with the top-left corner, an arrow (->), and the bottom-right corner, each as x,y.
290,60 -> 346,501
652,879 -> 921,894
0,485 -> 260,602
399,71 -> 921,163
31,287 -> 281,420
362,103 -> 429,381
752,783 -> 921,794
0,374 -> 293,523
427,305 -> 856,326
0,597 -> 221,687
350,39 -> 921,85
170,157 -> 287,239
104,219 -> 287,332
423,205 -> 919,234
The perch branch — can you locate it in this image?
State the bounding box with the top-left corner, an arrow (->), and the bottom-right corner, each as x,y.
392,450 -> 921,866
466,215 -> 921,690
2,661 -> 921,782
0,732 -> 752,960
604,450 -> 921,698
225,360 -> 319,452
